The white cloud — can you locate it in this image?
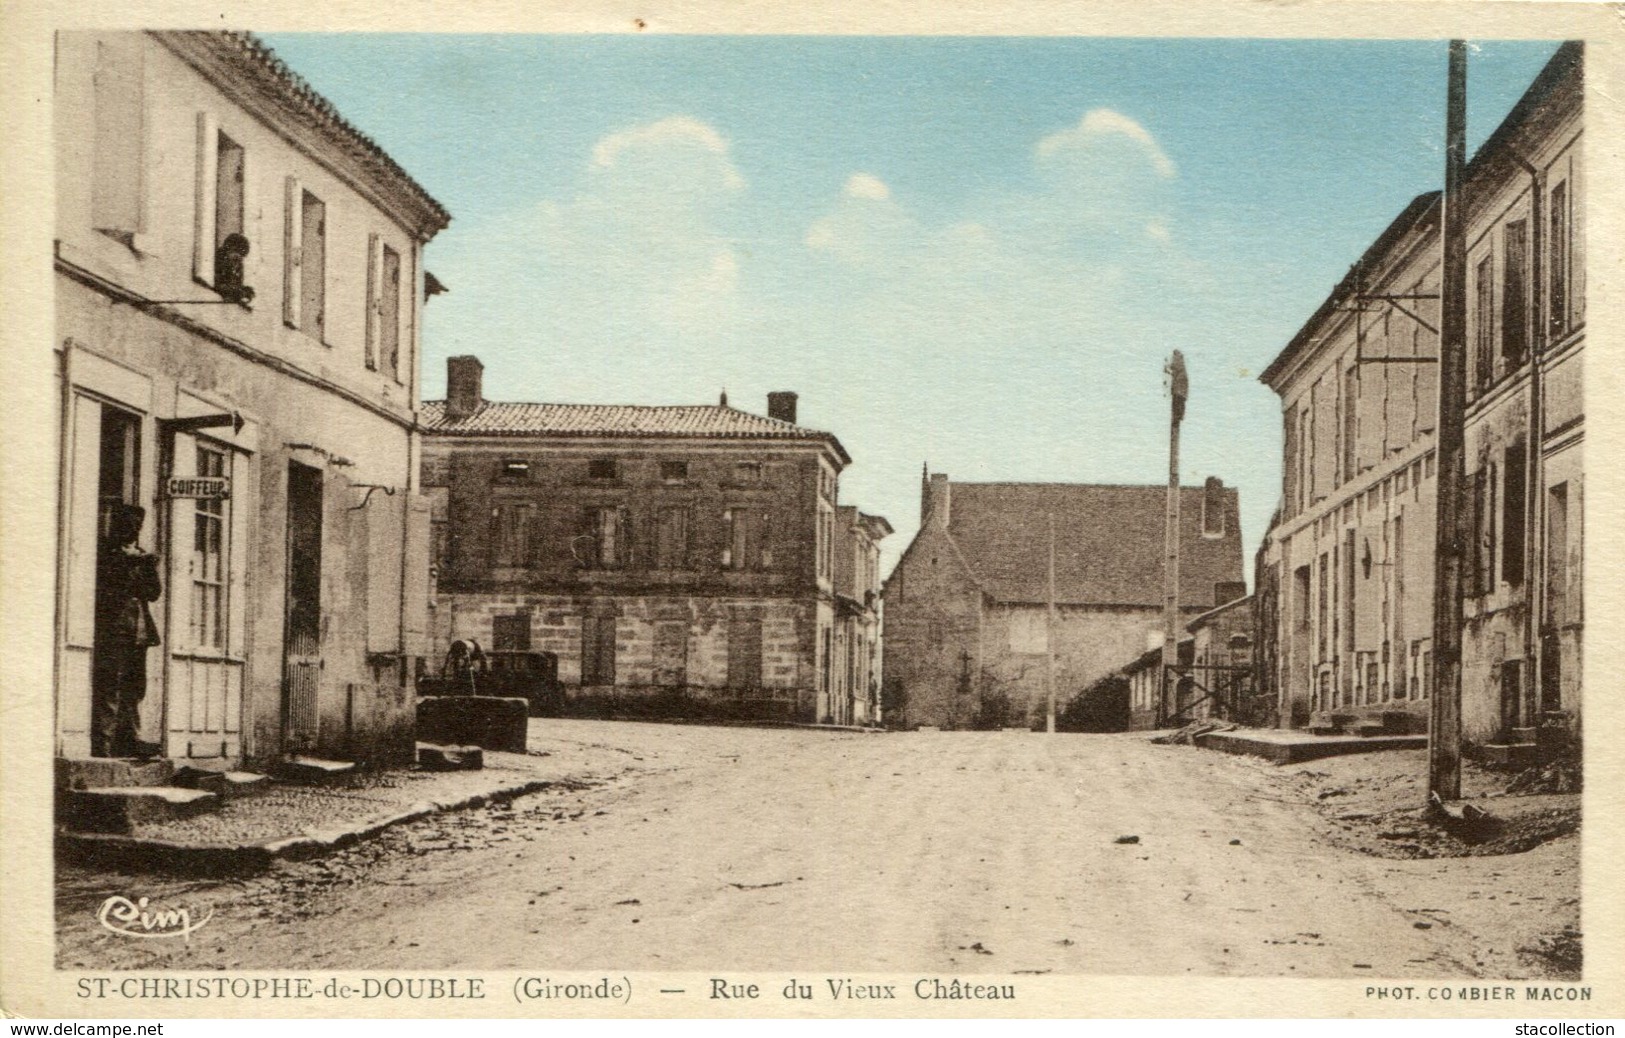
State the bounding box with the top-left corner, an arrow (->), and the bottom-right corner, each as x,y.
1036,108 -> 1177,179
844,172 -> 890,201
591,115 -> 746,189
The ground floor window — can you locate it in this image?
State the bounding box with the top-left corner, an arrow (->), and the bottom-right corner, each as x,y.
492,611 -> 531,651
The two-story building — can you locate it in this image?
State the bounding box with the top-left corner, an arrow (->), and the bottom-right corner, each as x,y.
54,31 -> 448,769
421,357 -> 875,725
1256,42 -> 1583,754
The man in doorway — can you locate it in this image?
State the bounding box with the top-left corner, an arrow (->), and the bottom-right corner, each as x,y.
92,504 -> 162,758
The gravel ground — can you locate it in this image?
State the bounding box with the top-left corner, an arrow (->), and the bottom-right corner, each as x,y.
57,721 -> 1582,978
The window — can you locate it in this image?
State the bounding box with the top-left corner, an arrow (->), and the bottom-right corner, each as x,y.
92,35 -> 145,241
1502,443 -> 1527,586
660,460 -> 689,482
655,507 -> 690,569
1549,181 -> 1570,338
727,615 -> 763,691
500,459 -> 530,480
1468,464 -> 1496,596
366,236 -> 403,378
1340,366 -> 1358,483
1545,483 -> 1569,626
734,461 -> 762,483
588,458 -> 617,481
723,508 -> 765,570
491,501 -> 536,568
578,506 -> 630,568
580,613 -> 617,686
492,612 -> 531,652
1473,253 -> 1494,393
284,179 -> 326,338
1282,404 -> 1299,517
190,444 -> 228,650
193,115 -> 246,292
1502,219 -> 1529,367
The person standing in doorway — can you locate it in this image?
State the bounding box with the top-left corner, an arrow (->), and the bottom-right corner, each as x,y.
92,503 -> 162,758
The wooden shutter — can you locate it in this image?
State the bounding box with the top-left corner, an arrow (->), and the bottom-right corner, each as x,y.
365,233 -> 381,370
283,176 -> 303,328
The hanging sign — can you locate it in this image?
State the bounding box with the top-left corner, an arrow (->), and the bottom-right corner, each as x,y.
165,476 -> 232,500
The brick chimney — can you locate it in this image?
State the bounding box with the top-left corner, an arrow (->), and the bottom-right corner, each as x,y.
767,391 -> 798,424
446,355 -> 484,421
924,472 -> 951,528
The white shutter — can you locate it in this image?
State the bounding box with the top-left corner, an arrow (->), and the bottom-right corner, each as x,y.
283,175 -> 303,328
193,111 -> 219,284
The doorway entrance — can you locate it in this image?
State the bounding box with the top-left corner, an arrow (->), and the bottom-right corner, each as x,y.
283,462 -> 323,754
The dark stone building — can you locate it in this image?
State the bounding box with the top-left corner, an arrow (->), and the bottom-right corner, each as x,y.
421,357 -> 878,724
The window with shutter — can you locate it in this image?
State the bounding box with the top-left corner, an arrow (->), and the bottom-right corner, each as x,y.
92,35 -> 145,241
1502,444 -> 1527,585
1502,219 -> 1529,367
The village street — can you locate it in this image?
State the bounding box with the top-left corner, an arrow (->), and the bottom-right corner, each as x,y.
57,720 -> 1578,978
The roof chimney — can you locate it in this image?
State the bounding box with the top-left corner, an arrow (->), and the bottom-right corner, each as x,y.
446,355 -> 484,421
767,391 -> 798,424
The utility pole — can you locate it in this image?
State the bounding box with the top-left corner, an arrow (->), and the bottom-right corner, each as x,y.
1429,40 -> 1469,804
1047,512 -> 1057,734
1162,350 -> 1188,727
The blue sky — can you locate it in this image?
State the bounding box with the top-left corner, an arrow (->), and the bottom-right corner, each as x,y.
262,34 -> 1562,577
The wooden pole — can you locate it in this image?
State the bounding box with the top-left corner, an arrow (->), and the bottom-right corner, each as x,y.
1047,512 -> 1057,734
1163,351 -> 1187,726
1429,40 -> 1468,804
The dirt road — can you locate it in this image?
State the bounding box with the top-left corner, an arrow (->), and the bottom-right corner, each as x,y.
56,721 -> 1578,977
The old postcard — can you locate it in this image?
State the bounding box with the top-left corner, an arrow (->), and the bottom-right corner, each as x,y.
2,0 -> 1622,1022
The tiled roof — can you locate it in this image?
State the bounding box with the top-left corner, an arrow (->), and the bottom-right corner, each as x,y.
419,400 -> 850,462
156,32 -> 451,234
942,482 -> 1244,608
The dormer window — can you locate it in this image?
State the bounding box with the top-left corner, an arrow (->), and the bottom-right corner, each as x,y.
588,458 -> 617,481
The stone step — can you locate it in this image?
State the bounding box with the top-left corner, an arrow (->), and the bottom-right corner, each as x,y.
416,743 -> 484,772
55,757 -> 176,792
173,767 -> 272,798
58,786 -> 219,834
273,756 -> 357,785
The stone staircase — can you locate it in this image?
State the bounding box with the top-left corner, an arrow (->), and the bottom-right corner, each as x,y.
53,755 -> 308,834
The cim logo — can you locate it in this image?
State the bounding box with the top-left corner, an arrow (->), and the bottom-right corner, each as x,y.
97,895 -> 212,941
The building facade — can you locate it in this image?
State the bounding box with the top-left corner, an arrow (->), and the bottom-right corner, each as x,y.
882,473 -> 1245,730
421,358 -> 875,725
54,31 -> 448,767
1257,42 -> 1583,752
830,507 -> 892,726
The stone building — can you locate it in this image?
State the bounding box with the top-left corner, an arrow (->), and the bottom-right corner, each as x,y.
1256,42 -> 1583,754
53,32 -> 449,768
421,357 -> 877,724
881,473 -> 1245,730
830,507 -> 892,726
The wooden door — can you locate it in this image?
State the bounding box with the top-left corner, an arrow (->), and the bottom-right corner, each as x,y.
283,462 -> 323,753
